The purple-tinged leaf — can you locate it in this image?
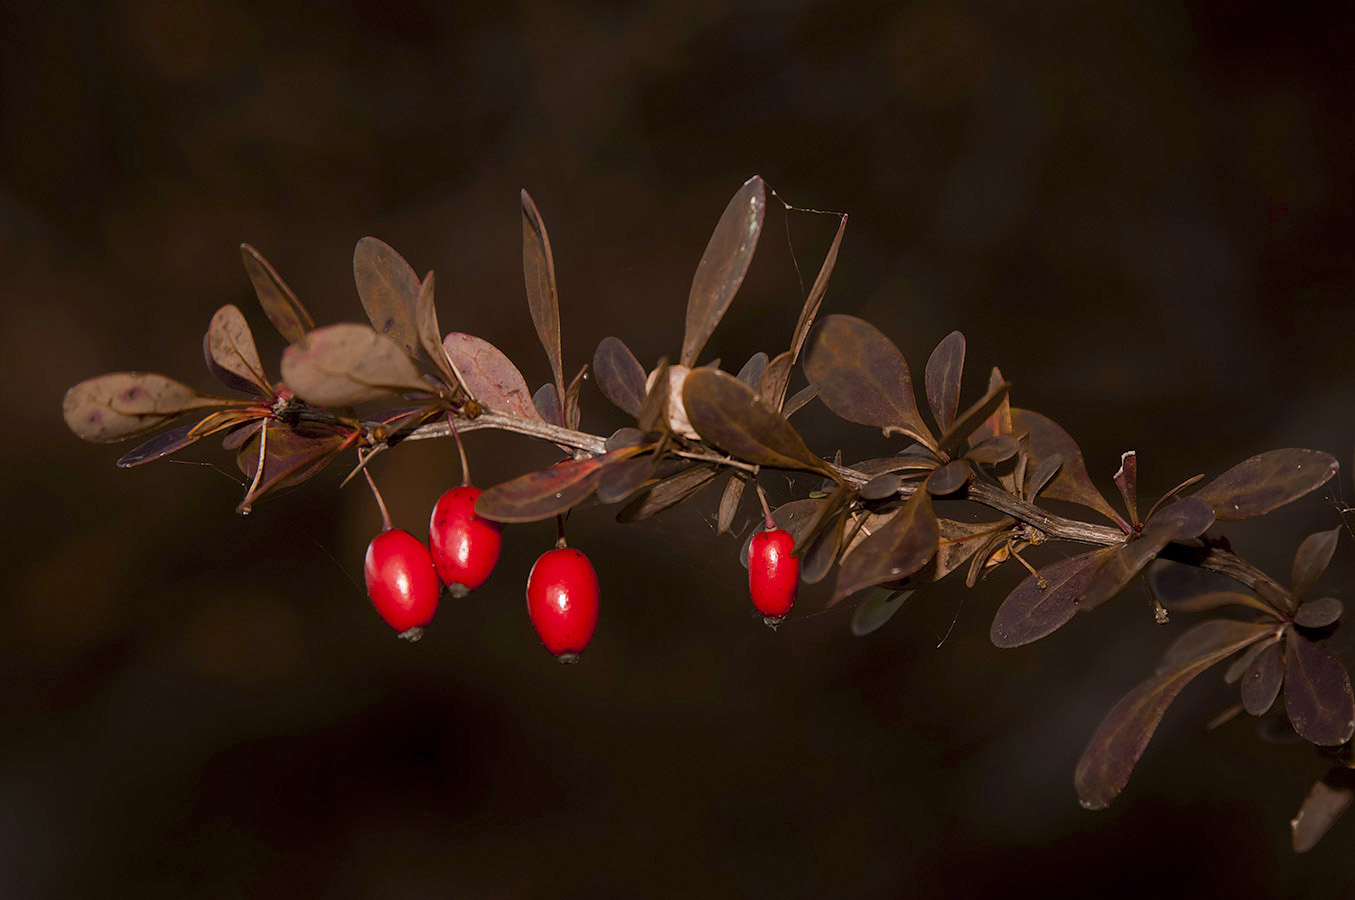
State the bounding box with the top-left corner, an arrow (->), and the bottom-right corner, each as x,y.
1224,636 -> 1278,684
353,237 -> 424,363
204,304 -> 271,396
414,271 -> 464,390
281,323 -> 428,408
924,459 -> 971,496
593,337 -> 647,418
860,473 -> 901,501
636,359 -> 672,435
716,472 -> 746,535
1074,622 -> 1273,810
789,213 -> 847,363
970,367 -> 1013,445
442,332 -> 543,421
736,352 -> 768,390
596,455 -> 655,505
605,427 -> 647,451
759,350 -> 794,412
1296,597 -> 1344,629
990,548 -> 1114,648
803,314 -> 935,448
477,450 -> 637,523
940,382 -> 1009,458
802,510 -> 848,585
533,382 -> 564,426
1241,641 -> 1285,716
222,419 -> 263,451
617,464 -> 719,522
1194,449 -> 1339,520
1142,473 -> 1206,523
967,434 -> 1019,465
832,489 -> 938,605
239,243 -> 315,344
1012,409 -> 1123,526
911,517 -> 1015,587
1114,450 -> 1139,525
521,190 -> 565,398
1158,619 -> 1279,674
1293,526 -> 1342,601
1080,497 -> 1214,612
1292,768 -> 1355,853
116,423 -> 202,468
1025,454 -> 1063,501
925,330 -> 965,433
851,589 -> 912,637
782,383 -> 818,418
791,484 -> 851,556
683,368 -> 835,476
63,372 -> 237,443
681,176 -> 766,367
236,422 -> 352,506
1285,635 -> 1355,746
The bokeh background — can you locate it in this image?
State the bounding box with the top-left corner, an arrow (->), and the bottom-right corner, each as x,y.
6,0 -> 1355,896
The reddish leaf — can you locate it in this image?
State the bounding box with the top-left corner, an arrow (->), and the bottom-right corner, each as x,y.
969,366 -> 1013,446
204,304 -> 271,396
1080,497 -> 1215,612
1292,526 -> 1342,601
414,271 -> 464,389
280,323 -> 429,407
1142,473 -> 1206,522
521,189 -> 565,398
1285,634 -> 1355,746
1194,449 -> 1339,520
925,330 -> 965,433
116,423 -> 202,468
442,332 -> 543,421
617,464 -> 719,522
832,489 -> 938,605
939,381 -> 1010,458
1158,619 -> 1280,674
681,176 -> 766,366
850,589 -> 912,637
1292,768 -> 1355,853
1295,597 -> 1344,629
1025,454 -> 1063,501
990,548 -> 1114,648
477,451 -> 636,524
1114,450 -> 1139,525
1075,622 -> 1273,810
239,243 -> 315,344
789,213 -> 847,363
593,337 -> 647,418
63,372 -> 236,443
533,382 -> 564,427
967,434 -> 1019,465
802,314 -> 935,448
1241,641 -> 1284,716
596,455 -> 655,505
1012,409 -> 1122,526
353,237 -> 424,362
683,368 -> 834,476
236,422 -> 351,507
909,517 -> 1014,587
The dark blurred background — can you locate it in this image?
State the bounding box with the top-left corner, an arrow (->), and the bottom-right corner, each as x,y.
6,0 -> 1355,896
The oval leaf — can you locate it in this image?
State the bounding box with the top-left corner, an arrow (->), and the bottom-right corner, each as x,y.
851,589 -> 912,637
1295,597 -> 1344,630
681,176 -> 766,366
63,372 -> 234,443
803,315 -> 934,448
924,459 -> 971,496
205,304 -> 270,395
353,237 -> 424,362
1241,641 -> 1284,716
1285,634 -> 1355,746
1012,408 -> 1122,526
596,455 -> 655,505
1079,497 -> 1215,612
1292,526 -> 1342,601
533,382 -> 564,427
477,454 -> 617,523
617,464 -> 719,522
1194,449 -> 1339,521
990,548 -> 1114,648
592,336 -> 647,418
442,332 -> 543,421
281,323 -> 429,408
239,243 -> 315,343
683,368 -> 833,476
521,189 -> 565,396
736,352 -> 768,390
925,330 -> 965,433
832,489 -> 938,605
717,473 -> 746,535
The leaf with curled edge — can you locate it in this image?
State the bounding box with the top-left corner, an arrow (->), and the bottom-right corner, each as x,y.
925,330 -> 965,433
1194,449 -> 1339,521
563,363 -> 586,430
681,176 -> 766,366
414,271 -> 465,390
1285,634 -> 1355,746
1075,621 -> 1274,810
832,489 -> 937,605
204,304 -> 271,395
442,332 -> 543,421
990,548 -> 1114,648
1079,497 -> 1215,612
353,237 -> 424,363
477,447 -> 643,523
789,213 -> 847,363
717,473 -> 746,535
280,324 -> 429,408
239,243 -> 315,343
63,372 -> 238,443
803,314 -> 935,449
683,368 -> 835,477
1012,408 -> 1123,527
1292,768 -> 1355,853
521,189 -> 565,398
593,337 -> 646,418
617,464 -> 719,522
1292,526 -> 1342,601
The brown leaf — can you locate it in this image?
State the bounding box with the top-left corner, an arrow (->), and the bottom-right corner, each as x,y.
414,271 -> 463,389
681,176 -> 766,366
924,459 -> 971,496
595,455 -> 656,505
1025,453 -> 1063,501
116,423 -> 203,468
521,189 -> 565,397
1295,597 -> 1344,629
717,473 -> 746,535
1292,768 -> 1355,853
789,213 -> 847,362
353,237 -> 424,362
1114,450 -> 1139,525
533,383 -> 564,427
236,421 -> 352,508
803,315 -> 935,449
939,381 -> 1010,458
801,510 -> 848,585
442,332 -> 543,421
850,589 -> 911,637
990,548 -> 1114,648
682,368 -> 834,476
925,330 -> 965,433
1074,622 -> 1273,810
1194,449 -> 1339,520
1012,408 -> 1122,526
1292,526 -> 1342,601
592,337 -> 647,418
782,383 -> 818,418
860,473 -> 901,501
477,450 -> 638,524
736,352 -> 768,389
64,372 -> 237,443
1158,619 -> 1279,674
759,350 -> 794,412
617,464 -> 719,522
605,427 -> 648,451
280,324 -> 429,408
1285,634 -> 1355,746
563,364 -> 586,430
967,434 -> 1019,465
970,366 -> 1013,445
1080,497 -> 1215,612
910,517 -> 1015,587
636,358 -> 672,434
204,304 -> 271,395
1142,473 -> 1206,522
832,489 -> 938,605
239,243 -> 315,344
1241,640 -> 1285,716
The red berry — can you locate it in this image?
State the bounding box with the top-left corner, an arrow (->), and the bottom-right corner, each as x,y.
749,527 -> 798,623
429,486 -> 503,596
364,529 -> 440,640
526,547 -> 600,661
